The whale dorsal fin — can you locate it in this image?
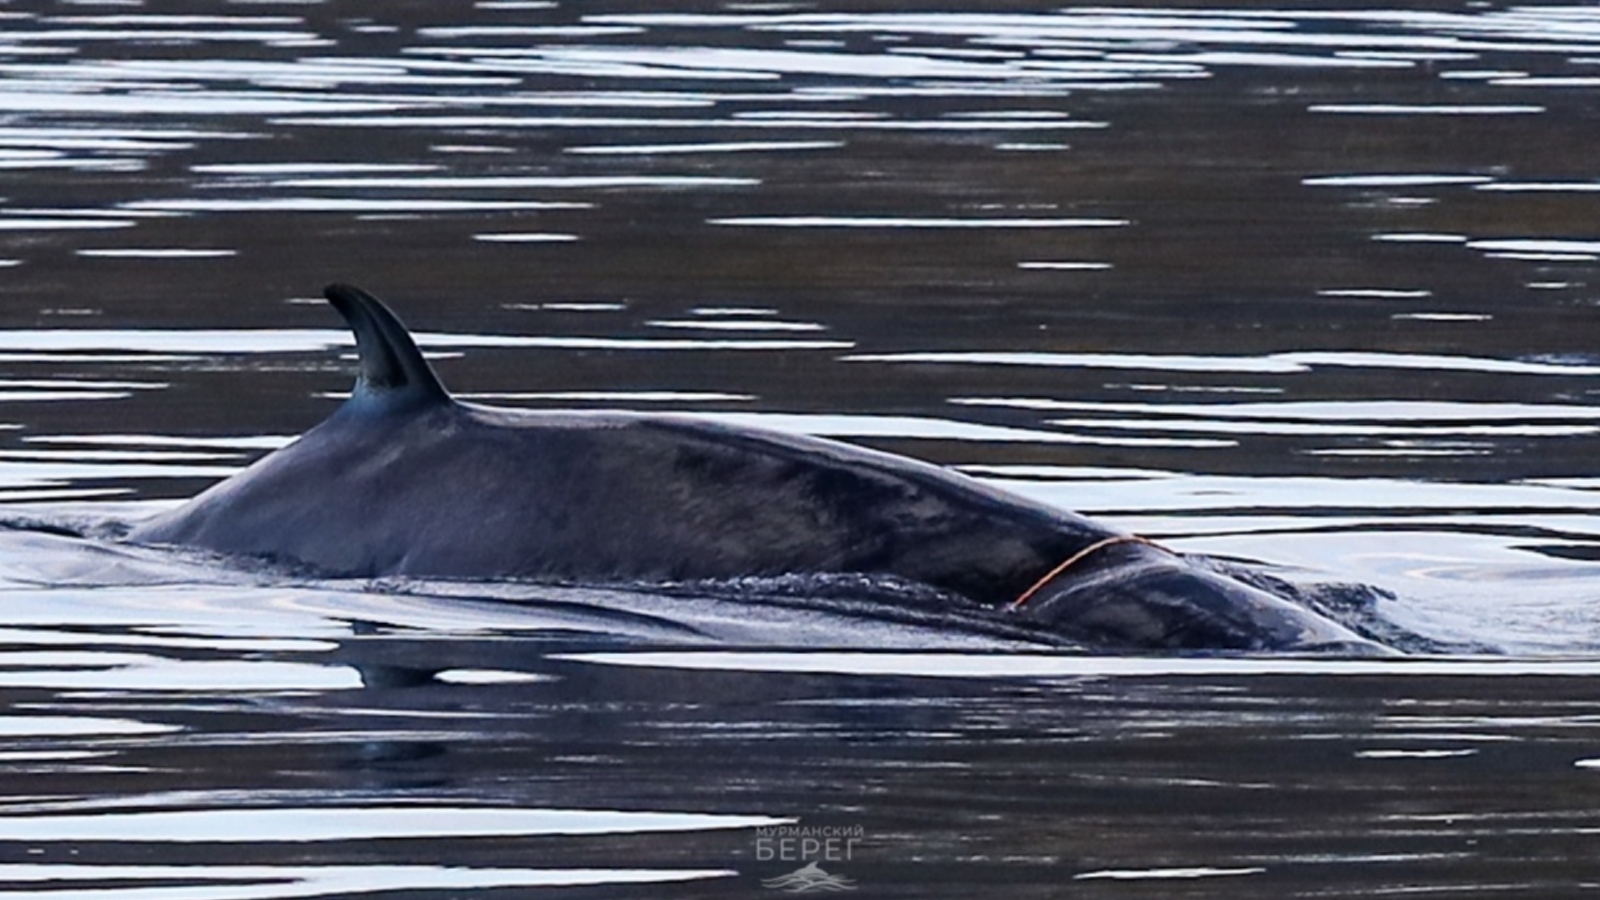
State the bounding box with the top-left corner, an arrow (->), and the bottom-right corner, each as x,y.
323,283 -> 450,412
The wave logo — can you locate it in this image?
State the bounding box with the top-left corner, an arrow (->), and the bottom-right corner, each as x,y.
760,861 -> 858,892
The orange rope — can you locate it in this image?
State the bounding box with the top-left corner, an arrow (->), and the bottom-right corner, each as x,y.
1007,534 -> 1166,612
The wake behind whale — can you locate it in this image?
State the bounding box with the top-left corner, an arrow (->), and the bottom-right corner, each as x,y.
125,284 -> 1393,654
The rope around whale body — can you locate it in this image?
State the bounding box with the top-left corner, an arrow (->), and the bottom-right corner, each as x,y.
1006,534 -> 1169,612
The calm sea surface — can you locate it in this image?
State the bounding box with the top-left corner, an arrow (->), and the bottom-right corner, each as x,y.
5,1 -> 1600,896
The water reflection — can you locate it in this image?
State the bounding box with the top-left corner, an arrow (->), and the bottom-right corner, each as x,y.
849,350 -> 1600,376
711,215 -> 1127,228
8,608 -> 1600,897
555,649 -> 1600,678
0,716 -> 177,738
0,803 -> 784,842
1074,866 -> 1267,882
124,197 -> 588,214
0,864 -> 738,899
6,0 -> 1600,896
565,139 -> 843,154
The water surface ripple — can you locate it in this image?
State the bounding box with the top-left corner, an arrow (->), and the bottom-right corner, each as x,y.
4,1 -> 1600,896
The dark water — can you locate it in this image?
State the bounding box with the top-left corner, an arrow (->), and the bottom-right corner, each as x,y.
6,1 -> 1600,895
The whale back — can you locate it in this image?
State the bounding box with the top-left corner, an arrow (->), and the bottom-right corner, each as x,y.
121,284 -> 1389,653
129,284 -> 1102,588
127,284 -> 454,564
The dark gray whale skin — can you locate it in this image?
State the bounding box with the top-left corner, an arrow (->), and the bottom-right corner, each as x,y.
128,284 -> 1387,653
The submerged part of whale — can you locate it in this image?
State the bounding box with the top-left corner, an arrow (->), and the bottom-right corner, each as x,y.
128,284 -> 1388,653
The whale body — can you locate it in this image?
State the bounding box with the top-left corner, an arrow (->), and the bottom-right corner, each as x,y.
128,284 -> 1386,653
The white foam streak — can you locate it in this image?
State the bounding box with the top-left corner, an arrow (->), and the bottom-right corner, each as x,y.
559,651 -> 1600,678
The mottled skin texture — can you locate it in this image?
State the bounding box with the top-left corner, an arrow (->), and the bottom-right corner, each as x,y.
128,285 -> 1386,653
137,399 -> 1094,591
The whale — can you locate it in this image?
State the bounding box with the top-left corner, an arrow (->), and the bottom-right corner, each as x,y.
128,284 -> 1387,653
